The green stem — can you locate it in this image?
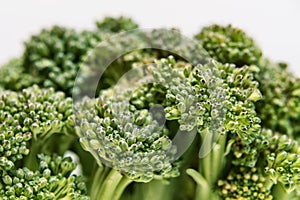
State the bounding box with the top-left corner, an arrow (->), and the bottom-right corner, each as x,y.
201,151 -> 211,184
132,180 -> 175,200
211,133 -> 227,184
271,183 -> 295,200
199,130 -> 213,185
71,139 -> 96,190
90,166 -> 109,200
195,132 -> 227,200
264,179 -> 274,191
23,140 -> 40,170
93,168 -> 125,200
113,176 -> 133,200
53,178 -> 73,199
23,133 -> 74,170
187,168 -> 211,200
210,145 -> 220,186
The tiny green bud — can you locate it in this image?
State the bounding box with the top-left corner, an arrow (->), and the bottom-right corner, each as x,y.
2,175 -> 12,185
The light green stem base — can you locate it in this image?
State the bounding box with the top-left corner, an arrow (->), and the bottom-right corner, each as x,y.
188,133 -> 227,200
91,167 -> 132,200
272,184 -> 296,200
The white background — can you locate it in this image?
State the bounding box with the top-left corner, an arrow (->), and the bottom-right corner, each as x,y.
0,0 -> 299,75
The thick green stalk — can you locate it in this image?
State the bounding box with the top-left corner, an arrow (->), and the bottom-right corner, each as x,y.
113,175 -> 133,200
211,134 -> 227,183
90,166 -> 109,200
91,167 -> 132,200
271,184 -> 297,200
194,133 -> 227,200
23,140 -> 40,170
199,133 -> 227,185
187,168 -> 211,200
199,132 -> 213,185
97,169 -> 122,200
128,180 -> 175,200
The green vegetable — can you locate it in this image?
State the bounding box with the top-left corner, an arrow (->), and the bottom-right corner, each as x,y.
0,58 -> 39,91
0,154 -> 88,199
216,166 -> 273,200
195,24 -> 300,138
95,16 -> 139,33
1,16 -> 300,199
0,85 -> 74,170
256,59 -> 300,137
195,24 -> 262,67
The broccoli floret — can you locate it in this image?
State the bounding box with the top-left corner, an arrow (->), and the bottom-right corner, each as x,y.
217,167 -> 273,200
0,154 -> 88,199
195,24 -> 300,139
96,16 -> 139,33
0,85 -> 74,170
256,59 -> 300,137
195,24 -> 262,67
0,16 -> 140,96
262,129 -> 300,192
21,26 -> 102,96
0,58 -> 39,91
73,27 -> 203,97
75,56 -> 263,199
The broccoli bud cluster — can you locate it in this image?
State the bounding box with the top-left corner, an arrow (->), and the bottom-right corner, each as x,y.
195,24 -> 262,67
0,154 -> 88,199
0,86 -> 74,170
217,167 -> 273,200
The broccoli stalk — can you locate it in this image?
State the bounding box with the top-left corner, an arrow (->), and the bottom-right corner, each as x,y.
88,167 -> 132,200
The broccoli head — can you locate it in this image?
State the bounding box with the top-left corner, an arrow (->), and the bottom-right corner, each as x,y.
0,154 -> 88,199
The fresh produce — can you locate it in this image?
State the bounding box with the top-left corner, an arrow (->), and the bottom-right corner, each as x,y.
1,16 -> 300,199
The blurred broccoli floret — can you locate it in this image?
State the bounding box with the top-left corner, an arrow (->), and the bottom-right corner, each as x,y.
96,16 -> 139,33
22,26 -> 102,95
195,24 -> 262,67
256,60 -> 300,137
0,58 -> 39,91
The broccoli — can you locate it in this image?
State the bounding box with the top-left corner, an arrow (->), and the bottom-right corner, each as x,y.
195,24 -> 263,67
0,17 -> 141,96
22,26 -> 102,95
0,58 -> 39,91
256,59 -> 300,137
1,16 -> 300,199
75,56 -> 263,199
0,154 -> 88,199
216,166 -> 273,200
195,24 -> 300,138
95,16 -> 139,33
0,85 -> 75,169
